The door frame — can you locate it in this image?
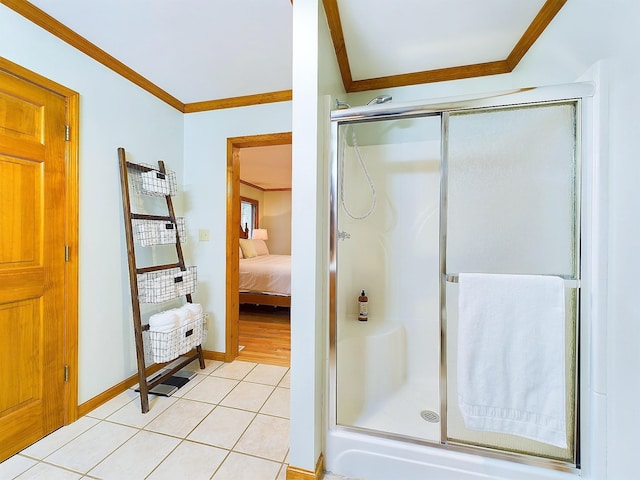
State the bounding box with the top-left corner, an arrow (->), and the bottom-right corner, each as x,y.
328,83 -> 595,472
225,132 -> 292,361
0,56 -> 79,424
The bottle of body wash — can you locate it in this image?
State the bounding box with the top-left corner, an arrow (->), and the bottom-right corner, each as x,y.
358,290 -> 368,321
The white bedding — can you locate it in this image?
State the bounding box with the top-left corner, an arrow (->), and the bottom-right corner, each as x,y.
239,254 -> 291,296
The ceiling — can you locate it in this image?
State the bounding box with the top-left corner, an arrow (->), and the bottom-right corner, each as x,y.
4,0 -> 565,190
240,145 -> 292,191
6,0 -> 567,110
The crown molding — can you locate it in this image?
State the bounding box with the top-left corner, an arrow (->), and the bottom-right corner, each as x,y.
506,0 -> 567,70
183,90 -> 292,113
323,0 -> 567,93
0,0 -> 185,111
3,0 -> 564,110
1,0 -> 292,113
240,179 -> 292,192
322,0 -> 353,91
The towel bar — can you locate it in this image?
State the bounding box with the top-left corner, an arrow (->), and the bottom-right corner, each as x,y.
445,274 -> 580,289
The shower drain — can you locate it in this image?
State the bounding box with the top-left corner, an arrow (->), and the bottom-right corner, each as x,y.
420,410 -> 440,423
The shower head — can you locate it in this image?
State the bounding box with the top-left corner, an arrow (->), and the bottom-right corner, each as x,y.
367,95 -> 392,105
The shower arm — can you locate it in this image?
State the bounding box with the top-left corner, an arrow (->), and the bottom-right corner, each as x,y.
334,95 -> 392,110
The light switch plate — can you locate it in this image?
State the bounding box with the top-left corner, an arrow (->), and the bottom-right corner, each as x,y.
198,229 -> 210,241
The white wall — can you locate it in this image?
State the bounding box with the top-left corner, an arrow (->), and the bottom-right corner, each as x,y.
288,0 -> 346,473
182,103 -> 291,352
0,6 -> 185,403
262,190 -> 292,255
602,6 -> 640,480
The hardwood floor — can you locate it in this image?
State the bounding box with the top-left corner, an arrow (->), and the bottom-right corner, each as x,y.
237,304 -> 290,367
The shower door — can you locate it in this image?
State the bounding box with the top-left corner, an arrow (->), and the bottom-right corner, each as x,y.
442,101 -> 580,465
332,114 -> 443,442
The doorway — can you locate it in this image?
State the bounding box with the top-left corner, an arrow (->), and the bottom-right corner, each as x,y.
225,132 -> 292,365
0,57 -> 79,461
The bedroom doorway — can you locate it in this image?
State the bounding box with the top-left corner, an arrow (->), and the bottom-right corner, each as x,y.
226,132 -> 292,366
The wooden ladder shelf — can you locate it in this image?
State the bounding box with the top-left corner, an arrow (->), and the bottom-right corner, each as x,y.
118,147 -> 205,413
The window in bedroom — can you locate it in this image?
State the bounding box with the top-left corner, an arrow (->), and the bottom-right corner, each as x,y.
240,196 -> 259,238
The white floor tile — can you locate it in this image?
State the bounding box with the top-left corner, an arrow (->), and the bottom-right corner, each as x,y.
21,416 -> 100,460
181,376 -> 238,404
260,387 -> 290,419
235,414 -> 289,462
220,381 -> 275,412
211,452 -> 281,480
14,461 -> 82,479
210,360 -> 257,380
85,390 -> 138,419
277,463 -> 288,480
87,430 -> 179,480
105,393 -> 178,428
187,405 -> 255,449
278,371 -> 290,388
45,421 -> 137,474
184,359 -> 224,375
145,398 -> 214,438
9,361 -> 293,480
0,454 -> 37,479
244,364 -> 289,386
146,440 -> 228,480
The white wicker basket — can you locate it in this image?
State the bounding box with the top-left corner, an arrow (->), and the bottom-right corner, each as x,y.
132,218 -> 186,246
145,313 -> 207,364
137,266 -> 197,303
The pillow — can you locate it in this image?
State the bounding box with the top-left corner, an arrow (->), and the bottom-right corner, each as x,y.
253,239 -> 269,256
239,246 -> 244,259
239,238 -> 258,258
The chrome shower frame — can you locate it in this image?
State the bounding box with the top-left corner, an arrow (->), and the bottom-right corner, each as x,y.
328,82 -> 595,473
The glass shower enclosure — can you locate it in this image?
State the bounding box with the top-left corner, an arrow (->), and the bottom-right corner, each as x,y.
329,88 -> 586,470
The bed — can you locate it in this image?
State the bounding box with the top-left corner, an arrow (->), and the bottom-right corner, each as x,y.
238,227 -> 291,307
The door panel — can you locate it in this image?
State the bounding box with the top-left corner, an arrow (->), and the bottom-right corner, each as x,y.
0,156 -> 41,267
0,89 -> 44,143
443,102 -> 579,463
0,300 -> 42,414
0,69 -> 67,461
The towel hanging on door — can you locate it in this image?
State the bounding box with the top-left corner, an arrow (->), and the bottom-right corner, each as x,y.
457,273 -> 567,448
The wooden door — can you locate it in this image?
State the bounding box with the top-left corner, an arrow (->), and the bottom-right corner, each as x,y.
0,69 -> 68,460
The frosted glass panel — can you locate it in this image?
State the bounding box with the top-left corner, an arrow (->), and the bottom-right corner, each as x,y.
446,103 -> 577,277
444,102 -> 578,462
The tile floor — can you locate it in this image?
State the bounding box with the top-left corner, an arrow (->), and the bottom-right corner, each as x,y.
0,360 -> 294,480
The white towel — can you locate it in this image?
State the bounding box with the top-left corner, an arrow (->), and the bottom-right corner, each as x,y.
457,273 -> 567,448
148,310 -> 179,332
171,306 -> 191,326
183,302 -> 203,319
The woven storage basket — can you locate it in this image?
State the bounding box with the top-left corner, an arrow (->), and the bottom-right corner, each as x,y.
130,165 -> 177,197
132,217 -> 186,246
137,266 -> 197,303
145,313 -> 207,364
